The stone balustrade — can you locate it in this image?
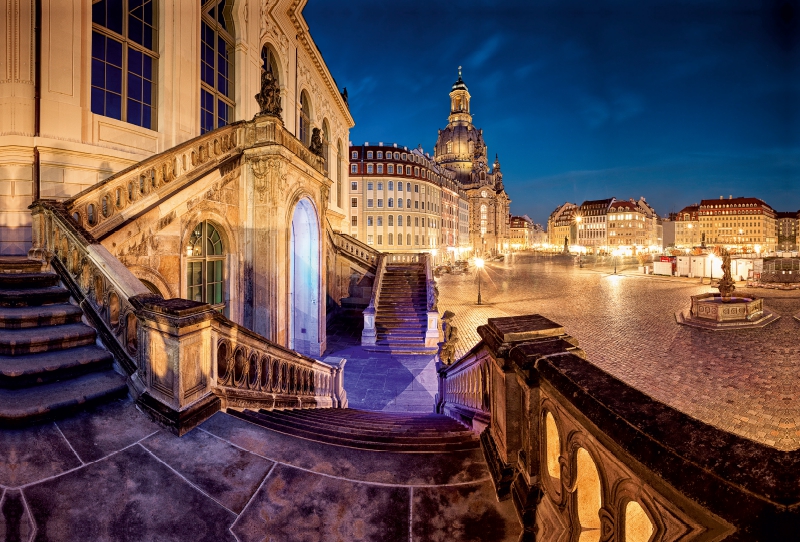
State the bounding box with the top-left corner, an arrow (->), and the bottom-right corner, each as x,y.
212,316 -> 346,410
65,123 -> 243,240
436,313 -> 798,541
29,198 -> 347,436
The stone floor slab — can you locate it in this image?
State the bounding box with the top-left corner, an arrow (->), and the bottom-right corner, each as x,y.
0,488 -> 34,542
142,428 -> 274,514
54,398 -> 160,463
0,423 -> 81,487
412,481 -> 521,542
200,412 -> 490,486
23,444 -> 236,542
232,463 -> 409,542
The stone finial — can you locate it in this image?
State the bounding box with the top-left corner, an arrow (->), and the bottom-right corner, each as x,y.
254,70 -> 282,117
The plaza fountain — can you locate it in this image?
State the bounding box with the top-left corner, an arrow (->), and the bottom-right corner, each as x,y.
676,249 -> 780,329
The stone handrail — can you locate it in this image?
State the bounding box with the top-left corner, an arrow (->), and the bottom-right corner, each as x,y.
423,252 -> 440,348
360,253 -> 386,346
212,316 -> 346,410
28,200 -> 151,390
385,252 -> 421,264
64,123 -> 245,240
244,115 -> 325,175
334,232 -> 380,271
437,313 -> 798,540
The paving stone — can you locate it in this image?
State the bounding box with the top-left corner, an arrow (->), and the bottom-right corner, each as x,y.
412,481 -> 521,542
24,444 -> 236,541
55,398 -> 161,463
232,463 -> 409,542
0,489 -> 34,542
141,429 -> 274,514
0,422 -> 81,487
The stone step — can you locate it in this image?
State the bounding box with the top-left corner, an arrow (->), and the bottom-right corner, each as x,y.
253,409 -> 475,443
0,272 -> 59,289
0,369 -> 128,427
282,408 -> 465,431
0,285 -> 71,307
0,322 -> 97,355
0,345 -> 114,389
0,303 -> 84,329
0,257 -> 44,274
231,410 -> 478,452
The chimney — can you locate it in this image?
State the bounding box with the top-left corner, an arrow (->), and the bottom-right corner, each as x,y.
729,195 -> 732,199
720,196 -> 723,200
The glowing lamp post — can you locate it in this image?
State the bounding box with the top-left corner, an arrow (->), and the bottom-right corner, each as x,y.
475,257 -> 484,305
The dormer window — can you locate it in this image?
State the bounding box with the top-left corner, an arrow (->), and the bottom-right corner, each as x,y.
367,151 -> 373,159
377,151 -> 383,159
352,151 -> 358,159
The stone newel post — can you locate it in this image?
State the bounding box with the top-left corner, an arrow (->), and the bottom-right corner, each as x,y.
134,298 -> 221,435
361,306 -> 376,346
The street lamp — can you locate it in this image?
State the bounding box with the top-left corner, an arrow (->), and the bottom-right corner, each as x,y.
475,257 -> 484,305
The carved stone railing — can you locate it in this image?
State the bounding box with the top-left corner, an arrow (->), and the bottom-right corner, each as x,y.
423,252 -> 440,348
243,115 -> 324,174
437,314 -> 798,540
334,232 -> 379,271
361,253 -> 386,346
65,123 -> 245,240
212,316 -> 346,410
28,200 -> 151,392
385,252 -> 421,264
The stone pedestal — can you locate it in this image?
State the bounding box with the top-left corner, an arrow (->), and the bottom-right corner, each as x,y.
361,306 -> 376,346
135,298 -> 220,435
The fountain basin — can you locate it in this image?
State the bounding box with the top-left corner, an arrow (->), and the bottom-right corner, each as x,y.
676,293 -> 779,330
690,294 -> 763,323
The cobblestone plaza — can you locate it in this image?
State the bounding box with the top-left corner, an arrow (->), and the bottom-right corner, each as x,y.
436,254 -> 800,451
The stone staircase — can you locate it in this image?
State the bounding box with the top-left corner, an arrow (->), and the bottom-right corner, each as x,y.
371,262 -> 431,353
229,407 -> 479,452
0,257 -> 128,427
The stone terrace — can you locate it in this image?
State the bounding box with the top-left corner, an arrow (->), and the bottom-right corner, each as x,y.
437,253 -> 800,451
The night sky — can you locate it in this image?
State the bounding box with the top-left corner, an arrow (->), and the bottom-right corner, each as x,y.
304,0 -> 800,225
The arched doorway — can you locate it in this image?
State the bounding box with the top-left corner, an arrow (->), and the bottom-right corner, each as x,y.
289,197 -> 320,356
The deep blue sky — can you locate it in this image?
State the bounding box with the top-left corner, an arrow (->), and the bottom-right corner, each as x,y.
304,0 -> 800,224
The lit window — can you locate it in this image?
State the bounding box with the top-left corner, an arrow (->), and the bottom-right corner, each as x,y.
397,234 -> 402,245
186,221 -> 225,309
388,216 -> 394,226
91,0 -> 158,128
351,198 -> 358,208
200,0 -> 235,134
351,216 -> 357,227
377,235 -> 382,245
367,235 -> 373,245
388,233 -> 393,245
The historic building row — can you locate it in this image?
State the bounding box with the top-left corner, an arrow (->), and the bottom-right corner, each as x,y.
348,71 -> 511,260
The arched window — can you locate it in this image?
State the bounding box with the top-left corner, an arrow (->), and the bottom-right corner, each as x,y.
388,181 -> 393,191
388,216 -> 394,226
200,0 -> 235,134
186,221 -> 225,309
299,90 -> 311,146
397,215 -> 403,227
480,204 -> 487,235
260,45 -> 280,84
91,0 -> 158,128
337,140 -> 343,207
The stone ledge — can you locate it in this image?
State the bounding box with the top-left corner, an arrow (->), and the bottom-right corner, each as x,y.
535,352 -> 800,538
675,309 -> 780,330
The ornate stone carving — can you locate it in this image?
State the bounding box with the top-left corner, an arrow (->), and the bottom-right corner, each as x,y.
309,128 -> 324,156
250,157 -> 286,204
437,310 -> 459,365
255,70 -> 282,117
717,248 -> 736,299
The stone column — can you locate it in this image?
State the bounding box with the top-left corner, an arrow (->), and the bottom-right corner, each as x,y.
134,298 -> 220,435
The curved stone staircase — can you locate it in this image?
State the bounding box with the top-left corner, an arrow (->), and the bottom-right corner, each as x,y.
0,258 -> 127,427
229,407 -> 480,452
